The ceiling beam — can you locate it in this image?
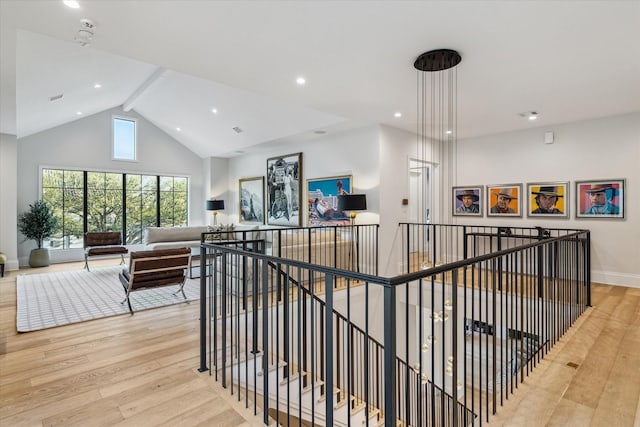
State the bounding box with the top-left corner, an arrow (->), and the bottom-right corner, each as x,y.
122,67 -> 166,112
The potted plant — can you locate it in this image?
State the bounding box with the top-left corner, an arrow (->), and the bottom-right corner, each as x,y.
18,200 -> 58,267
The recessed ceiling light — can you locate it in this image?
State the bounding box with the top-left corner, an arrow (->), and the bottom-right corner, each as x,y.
394,112 -> 402,118
211,108 -> 218,114
296,77 -> 306,85
446,130 -> 452,135
76,111 -> 82,115
63,0 -> 80,9
176,127 -> 181,131
93,83 -> 102,89
519,111 -> 539,121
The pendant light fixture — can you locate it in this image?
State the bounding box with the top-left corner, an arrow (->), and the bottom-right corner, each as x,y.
414,49 -> 461,224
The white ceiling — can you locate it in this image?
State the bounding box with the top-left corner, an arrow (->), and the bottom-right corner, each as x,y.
1,1 -> 639,158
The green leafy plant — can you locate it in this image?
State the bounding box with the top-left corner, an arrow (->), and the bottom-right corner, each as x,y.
18,200 -> 58,249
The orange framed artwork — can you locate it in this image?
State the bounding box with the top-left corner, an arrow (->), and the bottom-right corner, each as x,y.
487,184 -> 522,217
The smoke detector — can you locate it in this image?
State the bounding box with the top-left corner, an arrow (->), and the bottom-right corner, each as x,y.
74,18 -> 96,46
80,18 -> 96,30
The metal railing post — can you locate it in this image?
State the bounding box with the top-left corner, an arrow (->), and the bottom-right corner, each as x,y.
198,244 -> 208,372
325,273 -> 334,426
384,282 -> 396,426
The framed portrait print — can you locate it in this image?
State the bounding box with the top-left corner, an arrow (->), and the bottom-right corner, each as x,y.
266,152 -> 302,226
487,184 -> 522,217
527,182 -> 569,218
239,177 -> 264,224
307,175 -> 352,226
452,186 -> 483,216
575,179 -> 625,219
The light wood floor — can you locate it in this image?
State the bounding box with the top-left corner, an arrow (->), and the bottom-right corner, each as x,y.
1,260 -> 639,426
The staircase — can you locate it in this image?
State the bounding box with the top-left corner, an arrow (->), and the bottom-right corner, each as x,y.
219,350 -> 381,426
210,270 -> 473,427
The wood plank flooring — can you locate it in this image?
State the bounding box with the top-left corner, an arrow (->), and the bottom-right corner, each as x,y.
0,259 -> 266,427
1,260 -> 639,426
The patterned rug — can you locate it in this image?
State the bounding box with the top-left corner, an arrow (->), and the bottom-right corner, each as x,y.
16,266 -> 201,332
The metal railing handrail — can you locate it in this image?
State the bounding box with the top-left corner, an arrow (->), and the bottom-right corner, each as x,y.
200,223 -> 591,426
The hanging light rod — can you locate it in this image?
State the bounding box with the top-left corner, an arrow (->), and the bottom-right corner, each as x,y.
414,49 -> 461,72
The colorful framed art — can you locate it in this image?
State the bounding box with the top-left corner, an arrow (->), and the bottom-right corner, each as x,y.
487,184 -> 522,217
526,182 -> 569,218
306,175 -> 352,226
575,179 -> 625,219
452,186 -> 483,216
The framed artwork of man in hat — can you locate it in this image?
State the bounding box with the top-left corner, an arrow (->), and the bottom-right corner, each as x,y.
452,186 -> 483,216
487,184 -> 522,217
576,179 -> 625,219
527,182 -> 569,218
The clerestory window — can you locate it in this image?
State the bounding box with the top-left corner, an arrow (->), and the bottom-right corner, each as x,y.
113,117 -> 137,161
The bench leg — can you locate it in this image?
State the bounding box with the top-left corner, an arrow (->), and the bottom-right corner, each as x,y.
120,292 -> 134,314
84,254 -> 90,272
173,278 -> 187,300
120,254 -> 126,265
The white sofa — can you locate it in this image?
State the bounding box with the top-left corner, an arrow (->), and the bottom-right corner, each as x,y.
143,225 -> 209,250
142,224 -> 265,250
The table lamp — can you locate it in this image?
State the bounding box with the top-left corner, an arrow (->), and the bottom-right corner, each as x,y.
206,199 -> 225,225
338,194 -> 367,272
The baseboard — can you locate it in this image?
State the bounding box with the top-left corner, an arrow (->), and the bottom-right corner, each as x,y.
591,270 -> 640,288
3,259 -> 19,272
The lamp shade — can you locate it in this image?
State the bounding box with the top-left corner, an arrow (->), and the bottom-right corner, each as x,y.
338,194 -> 367,212
206,200 -> 225,211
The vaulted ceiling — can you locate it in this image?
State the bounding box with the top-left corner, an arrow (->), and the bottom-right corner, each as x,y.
1,1 -> 639,158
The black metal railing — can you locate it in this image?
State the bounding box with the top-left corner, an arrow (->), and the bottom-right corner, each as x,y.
198,223 -> 590,426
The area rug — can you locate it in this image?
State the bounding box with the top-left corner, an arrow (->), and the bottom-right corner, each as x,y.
16,266 -> 201,332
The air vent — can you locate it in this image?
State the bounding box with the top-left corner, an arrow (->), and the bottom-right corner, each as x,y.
232,126 -> 243,134
49,94 -> 64,102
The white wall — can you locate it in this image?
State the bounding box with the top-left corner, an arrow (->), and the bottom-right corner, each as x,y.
16,107 -> 206,266
379,125 -> 443,276
455,113 -> 640,287
0,133 -> 18,272
227,125 -> 382,225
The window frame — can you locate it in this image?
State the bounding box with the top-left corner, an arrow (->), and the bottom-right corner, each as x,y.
112,115 -> 138,162
40,165 -> 190,249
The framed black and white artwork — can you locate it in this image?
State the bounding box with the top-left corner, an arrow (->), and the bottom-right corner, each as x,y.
266,153 -> 302,226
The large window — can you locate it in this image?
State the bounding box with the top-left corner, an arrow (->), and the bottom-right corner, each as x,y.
113,117 -> 136,160
42,168 -> 189,249
42,169 -> 84,249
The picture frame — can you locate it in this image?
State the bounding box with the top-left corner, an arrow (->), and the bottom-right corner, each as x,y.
266,152 -> 303,226
575,179 -> 625,219
526,182 -> 569,218
487,184 -> 522,217
452,186 -> 483,216
239,177 -> 265,224
306,175 -> 353,226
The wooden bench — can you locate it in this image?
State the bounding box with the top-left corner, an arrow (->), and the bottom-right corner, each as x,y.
118,247 -> 191,313
84,231 -> 128,271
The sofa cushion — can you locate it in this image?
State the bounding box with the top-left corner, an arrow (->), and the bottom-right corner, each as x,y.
143,226 -> 209,245
145,240 -> 201,250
